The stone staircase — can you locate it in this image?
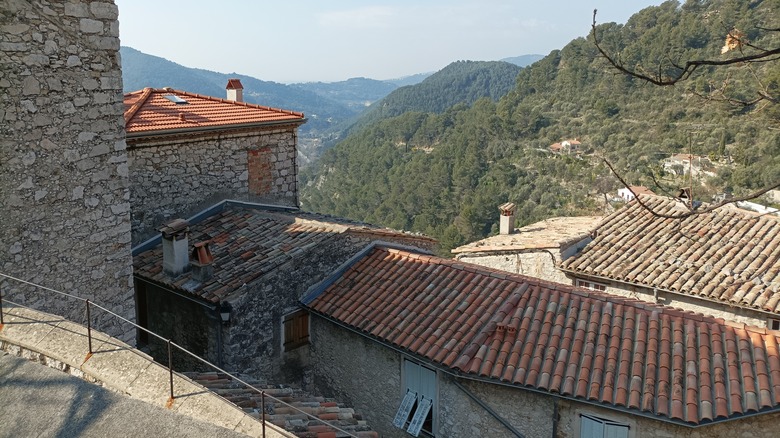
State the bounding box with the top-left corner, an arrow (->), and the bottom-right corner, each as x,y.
183,372 -> 378,438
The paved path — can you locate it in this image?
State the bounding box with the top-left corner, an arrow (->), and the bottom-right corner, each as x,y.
0,305 -> 289,438
0,351 -> 249,438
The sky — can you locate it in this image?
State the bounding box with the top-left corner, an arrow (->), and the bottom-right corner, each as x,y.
115,1 -> 666,84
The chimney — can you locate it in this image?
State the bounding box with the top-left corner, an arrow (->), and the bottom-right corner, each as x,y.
159,218 -> 190,277
498,202 -> 516,235
190,241 -> 214,283
226,78 -> 243,102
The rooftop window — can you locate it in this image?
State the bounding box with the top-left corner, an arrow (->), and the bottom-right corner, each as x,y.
163,94 -> 188,104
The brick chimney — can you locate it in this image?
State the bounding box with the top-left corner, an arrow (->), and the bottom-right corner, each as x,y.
190,241 -> 214,283
226,78 -> 243,102
498,202 -> 517,235
159,218 -> 190,277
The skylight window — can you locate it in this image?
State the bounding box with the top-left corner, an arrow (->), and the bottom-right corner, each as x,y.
164,94 -> 188,104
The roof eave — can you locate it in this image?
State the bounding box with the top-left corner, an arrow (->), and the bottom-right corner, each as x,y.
125,118 -> 307,142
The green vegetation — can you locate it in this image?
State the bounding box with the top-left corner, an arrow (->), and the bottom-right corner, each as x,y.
301,0 -> 780,255
350,61 -> 523,133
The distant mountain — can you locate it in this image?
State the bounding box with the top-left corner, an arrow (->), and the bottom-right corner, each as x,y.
500,54 -> 544,67
120,47 -> 355,133
291,77 -> 399,111
349,60 -> 523,132
385,72 -> 434,87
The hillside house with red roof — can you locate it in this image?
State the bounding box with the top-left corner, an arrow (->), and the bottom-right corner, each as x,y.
561,194 -> 780,329
124,81 -> 306,244
302,244 -> 780,437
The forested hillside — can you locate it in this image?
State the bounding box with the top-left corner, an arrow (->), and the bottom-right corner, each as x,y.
351,61 -> 523,132
301,0 -> 780,254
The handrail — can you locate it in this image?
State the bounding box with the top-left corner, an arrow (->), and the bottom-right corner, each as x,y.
0,272 -> 359,438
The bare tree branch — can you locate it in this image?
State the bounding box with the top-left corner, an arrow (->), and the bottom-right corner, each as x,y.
600,156 -> 780,220
590,9 -> 780,87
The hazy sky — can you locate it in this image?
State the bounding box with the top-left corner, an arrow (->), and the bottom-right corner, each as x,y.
115,1 -> 666,84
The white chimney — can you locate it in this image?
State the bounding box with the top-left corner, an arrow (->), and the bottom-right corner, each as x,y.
160,218 -> 190,277
498,202 -> 517,235
226,78 -> 243,102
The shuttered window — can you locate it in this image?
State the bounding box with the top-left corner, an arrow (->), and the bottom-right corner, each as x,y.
393,359 -> 436,436
283,309 -> 309,351
580,414 -> 629,438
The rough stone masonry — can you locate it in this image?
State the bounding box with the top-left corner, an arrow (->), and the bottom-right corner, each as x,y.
0,0 -> 135,339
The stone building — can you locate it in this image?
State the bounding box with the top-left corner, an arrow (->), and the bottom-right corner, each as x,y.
132,200 -> 436,382
303,245 -> 780,437
124,83 -> 306,244
452,203 -> 601,285
0,0 -> 134,337
561,194 -> 780,329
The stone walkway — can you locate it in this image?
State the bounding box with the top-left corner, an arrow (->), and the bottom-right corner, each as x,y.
0,351 -> 249,438
0,305 -> 289,437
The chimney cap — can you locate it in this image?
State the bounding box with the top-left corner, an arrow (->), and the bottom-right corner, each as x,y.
498,202 -> 517,215
191,241 -> 214,265
159,218 -> 190,239
226,78 -> 244,90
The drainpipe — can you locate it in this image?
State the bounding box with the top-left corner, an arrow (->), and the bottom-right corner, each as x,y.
552,399 -> 559,438
214,304 -> 224,368
450,376 -> 525,438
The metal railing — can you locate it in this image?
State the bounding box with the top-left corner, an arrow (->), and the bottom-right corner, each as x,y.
0,272 -> 359,438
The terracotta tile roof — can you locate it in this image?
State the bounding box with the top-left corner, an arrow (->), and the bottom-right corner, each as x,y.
304,245 -> 780,426
183,372 -> 377,437
133,203 -> 435,303
124,87 -> 304,136
451,216 -> 601,254
561,195 -> 780,315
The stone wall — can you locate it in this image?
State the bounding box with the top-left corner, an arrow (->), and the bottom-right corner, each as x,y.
456,251 -> 572,285
439,377 -> 555,437
222,233 -> 388,382
0,0 -> 134,339
128,128 -> 299,244
310,316 -> 404,437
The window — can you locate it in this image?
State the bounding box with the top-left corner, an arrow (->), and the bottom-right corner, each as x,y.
770,318 -> 780,331
576,279 -> 607,292
580,414 -> 629,438
283,309 -> 309,351
393,360 -> 436,437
